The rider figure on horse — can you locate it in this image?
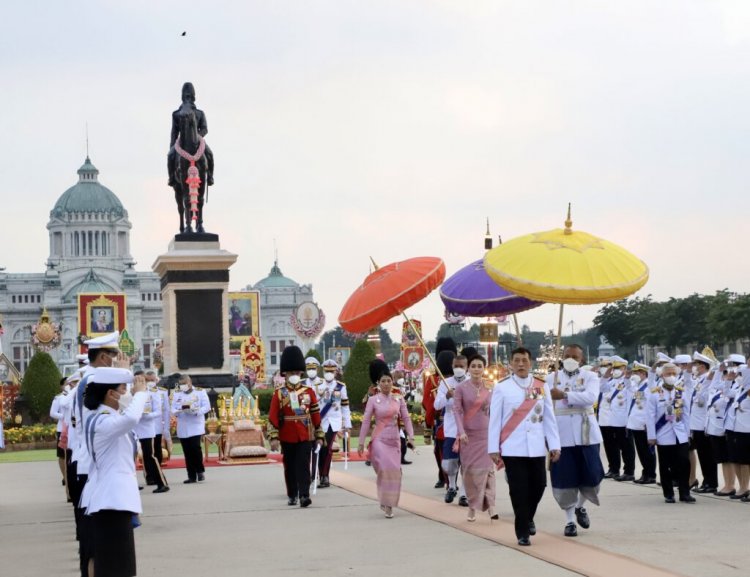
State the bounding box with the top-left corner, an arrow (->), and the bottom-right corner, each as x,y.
168,82 -> 214,187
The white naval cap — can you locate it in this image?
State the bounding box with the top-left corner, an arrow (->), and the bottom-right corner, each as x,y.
692,352 -> 713,365
673,354 -> 692,365
727,353 -> 746,365
581,365 -> 593,372
598,356 -> 612,365
84,331 -> 120,351
610,355 -> 628,367
632,362 -> 650,372
76,354 -> 90,364
656,352 -> 673,364
322,359 -> 339,370
89,367 -> 134,385
305,357 -> 321,367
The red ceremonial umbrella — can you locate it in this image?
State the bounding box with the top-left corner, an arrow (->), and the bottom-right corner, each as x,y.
339,256 -> 446,373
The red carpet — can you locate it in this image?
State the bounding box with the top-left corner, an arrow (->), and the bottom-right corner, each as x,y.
147,451 -> 367,469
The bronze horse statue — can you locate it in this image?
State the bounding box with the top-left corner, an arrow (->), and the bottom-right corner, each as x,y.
170,102 -> 209,234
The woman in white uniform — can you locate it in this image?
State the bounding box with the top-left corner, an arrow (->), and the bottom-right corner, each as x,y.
81,367 -> 148,577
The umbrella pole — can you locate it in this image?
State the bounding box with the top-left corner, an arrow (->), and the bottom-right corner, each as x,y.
553,304 -> 565,386
402,314 -> 446,383
512,314 -> 522,345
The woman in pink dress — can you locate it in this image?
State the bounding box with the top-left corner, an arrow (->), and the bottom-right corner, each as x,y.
454,354 -> 497,522
358,360 -> 415,518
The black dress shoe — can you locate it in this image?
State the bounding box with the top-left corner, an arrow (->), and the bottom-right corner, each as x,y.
575,507 -> 590,529
680,495 -> 696,503
153,486 -> 170,494
434,480 -> 445,489
517,537 -> 531,546
365,461 -> 371,467
695,486 -> 717,494
458,496 -> 469,507
689,480 -> 699,490
741,494 -> 750,502
445,488 -> 457,503
641,477 -> 657,484
603,471 -> 617,479
138,486 -> 144,491
633,476 -> 646,484
528,521 -> 536,535
730,491 -> 750,500
300,497 -> 312,508
664,496 -> 675,503
287,497 -> 297,506
197,473 -> 205,482
184,479 -> 197,484
401,459 -> 412,465
614,474 -> 635,482
564,523 -> 578,537
319,477 -> 330,488
716,490 -> 736,497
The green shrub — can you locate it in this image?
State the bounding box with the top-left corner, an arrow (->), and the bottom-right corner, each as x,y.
255,389 -> 275,415
21,352 -> 62,421
304,349 -> 322,363
343,340 -> 375,411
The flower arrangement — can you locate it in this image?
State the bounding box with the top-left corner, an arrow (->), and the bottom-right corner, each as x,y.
3,423 -> 57,444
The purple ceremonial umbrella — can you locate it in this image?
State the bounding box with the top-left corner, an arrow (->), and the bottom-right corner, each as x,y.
439,259 -> 543,317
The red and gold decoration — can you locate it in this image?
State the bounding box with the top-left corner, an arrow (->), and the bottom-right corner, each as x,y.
227,291 -> 260,355
31,308 -> 62,352
240,335 -> 265,382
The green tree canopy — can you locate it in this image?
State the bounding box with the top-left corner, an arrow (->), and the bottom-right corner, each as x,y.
21,351 -> 62,421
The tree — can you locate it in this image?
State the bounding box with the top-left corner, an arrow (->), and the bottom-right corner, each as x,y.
21,351 -> 61,421
304,349 -> 322,363
343,340 -> 375,411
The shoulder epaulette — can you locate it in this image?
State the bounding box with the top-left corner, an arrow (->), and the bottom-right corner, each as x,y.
157,386 -> 167,391
194,386 -> 204,390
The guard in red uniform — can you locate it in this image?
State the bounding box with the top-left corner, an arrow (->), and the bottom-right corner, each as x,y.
423,338 -> 458,489
268,346 -> 324,507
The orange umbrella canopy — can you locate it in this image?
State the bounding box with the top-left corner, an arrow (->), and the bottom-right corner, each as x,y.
339,257 -> 446,334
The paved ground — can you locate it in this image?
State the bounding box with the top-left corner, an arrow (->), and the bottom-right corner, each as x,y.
0,448 -> 746,577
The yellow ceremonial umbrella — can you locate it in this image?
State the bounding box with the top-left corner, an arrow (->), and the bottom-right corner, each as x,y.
483,204 -> 649,360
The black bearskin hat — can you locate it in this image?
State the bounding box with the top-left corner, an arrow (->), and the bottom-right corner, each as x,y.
280,346 -> 306,374
435,337 -> 458,357
436,350 -> 456,377
369,358 -> 391,384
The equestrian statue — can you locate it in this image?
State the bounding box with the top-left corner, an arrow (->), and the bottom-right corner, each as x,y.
168,82 -> 215,234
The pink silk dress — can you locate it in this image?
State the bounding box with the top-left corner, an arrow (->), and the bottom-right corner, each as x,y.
454,380 -> 496,512
359,393 -> 414,507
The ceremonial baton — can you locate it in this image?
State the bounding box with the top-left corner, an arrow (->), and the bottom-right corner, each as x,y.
344,430 -> 349,471
312,444 -> 321,495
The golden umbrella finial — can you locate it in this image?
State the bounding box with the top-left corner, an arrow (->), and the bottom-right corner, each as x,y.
564,202 -> 573,235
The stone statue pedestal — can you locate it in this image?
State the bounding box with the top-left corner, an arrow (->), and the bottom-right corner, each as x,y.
152,235 -> 238,388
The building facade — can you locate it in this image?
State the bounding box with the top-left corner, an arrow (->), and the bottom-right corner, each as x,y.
243,261 -> 315,377
0,158 -> 163,374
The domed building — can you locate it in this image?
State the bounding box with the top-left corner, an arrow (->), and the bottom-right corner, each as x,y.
0,157 -> 163,374
244,260 -> 315,375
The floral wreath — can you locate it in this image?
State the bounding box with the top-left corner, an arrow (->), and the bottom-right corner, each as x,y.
290,308 -> 326,339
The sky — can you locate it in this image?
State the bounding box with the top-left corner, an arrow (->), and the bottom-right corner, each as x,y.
2,0 -> 750,345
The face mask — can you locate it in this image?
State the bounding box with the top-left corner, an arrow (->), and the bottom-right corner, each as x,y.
288,375 -> 301,385
612,369 -> 623,379
598,367 -> 608,376
323,372 -> 335,382
396,378 -> 405,386
64,385 -> 71,393
564,359 -> 580,373
453,368 -> 466,379
147,381 -> 156,390
117,391 -> 134,411
663,375 -> 678,387
630,375 -> 642,385
691,367 -> 699,377
655,366 -> 663,377
180,384 -> 190,392
306,369 -> 318,379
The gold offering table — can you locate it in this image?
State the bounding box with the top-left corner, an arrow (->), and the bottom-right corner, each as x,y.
215,396 -> 270,464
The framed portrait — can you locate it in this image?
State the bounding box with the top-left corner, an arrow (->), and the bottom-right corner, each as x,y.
78,293 -> 127,342
327,347 -> 351,368
228,291 -> 260,355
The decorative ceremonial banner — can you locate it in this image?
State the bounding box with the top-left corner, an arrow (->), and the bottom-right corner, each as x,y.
401,319 -> 422,348
291,301 -> 326,339
240,335 -> 265,381
78,293 -> 127,346
228,291 -> 260,356
31,308 -> 62,352
402,346 -> 424,371
479,323 -> 498,344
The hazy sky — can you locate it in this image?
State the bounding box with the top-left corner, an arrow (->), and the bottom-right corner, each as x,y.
3,1 -> 750,345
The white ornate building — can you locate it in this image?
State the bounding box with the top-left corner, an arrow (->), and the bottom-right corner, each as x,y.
0,157 -> 163,374
243,260 -> 315,375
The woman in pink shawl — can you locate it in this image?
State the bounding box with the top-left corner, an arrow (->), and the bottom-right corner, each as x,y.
454,354 -> 497,522
358,360 -> 415,518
